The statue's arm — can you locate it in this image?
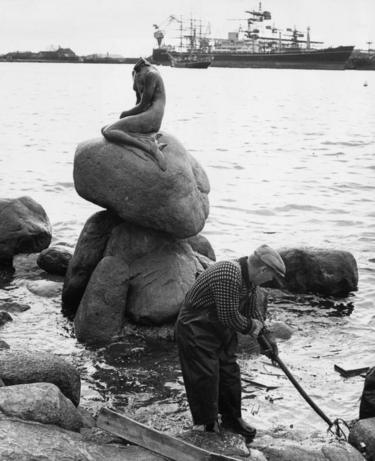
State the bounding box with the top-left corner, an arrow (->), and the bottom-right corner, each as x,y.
119,73 -> 157,118
120,88 -> 141,118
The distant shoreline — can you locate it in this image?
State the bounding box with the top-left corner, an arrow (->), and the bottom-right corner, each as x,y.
0,58 -> 139,64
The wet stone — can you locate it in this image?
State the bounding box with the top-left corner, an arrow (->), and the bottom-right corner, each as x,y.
27,280 -> 62,298
178,429 -> 250,459
105,342 -> 145,361
0,311 -> 13,326
80,427 -> 126,445
0,340 -> 10,350
37,244 -> 73,275
0,301 -> 31,313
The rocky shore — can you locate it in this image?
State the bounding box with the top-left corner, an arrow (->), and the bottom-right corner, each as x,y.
0,133 -> 372,460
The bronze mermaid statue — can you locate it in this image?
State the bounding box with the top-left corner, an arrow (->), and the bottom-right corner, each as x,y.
101,58 -> 167,171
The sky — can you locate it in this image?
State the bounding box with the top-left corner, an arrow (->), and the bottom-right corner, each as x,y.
1,0 -> 374,56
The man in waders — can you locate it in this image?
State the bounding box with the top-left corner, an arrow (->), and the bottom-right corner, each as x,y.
175,244 -> 286,440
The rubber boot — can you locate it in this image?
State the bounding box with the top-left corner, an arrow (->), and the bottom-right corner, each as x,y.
221,416 -> 256,442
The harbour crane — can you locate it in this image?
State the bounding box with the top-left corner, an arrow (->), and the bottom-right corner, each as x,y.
153,15 -> 182,48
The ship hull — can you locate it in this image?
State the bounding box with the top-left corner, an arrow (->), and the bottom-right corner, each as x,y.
151,49 -> 212,68
152,46 -> 354,70
172,60 -> 212,69
210,46 -> 354,69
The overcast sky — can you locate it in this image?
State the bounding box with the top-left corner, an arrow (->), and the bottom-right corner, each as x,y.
1,0 -> 374,56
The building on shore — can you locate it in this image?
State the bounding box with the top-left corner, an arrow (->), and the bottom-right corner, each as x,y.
0,47 -> 138,64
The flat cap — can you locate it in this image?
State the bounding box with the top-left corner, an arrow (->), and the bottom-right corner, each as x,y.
254,244 -> 286,279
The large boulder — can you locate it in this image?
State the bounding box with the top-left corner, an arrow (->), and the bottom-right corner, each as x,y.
349,417 -> 375,460
74,256 -> 130,345
0,416 -> 164,460
62,211 -> 121,317
127,241 -> 200,324
277,248 -> 358,295
73,133 -> 210,238
0,196 -> 52,266
104,222 -> 202,325
37,244 -> 73,275
0,350 -> 81,406
0,383 -> 83,431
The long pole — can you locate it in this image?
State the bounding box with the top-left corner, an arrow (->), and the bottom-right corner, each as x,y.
273,355 -> 333,426
257,331 -> 334,427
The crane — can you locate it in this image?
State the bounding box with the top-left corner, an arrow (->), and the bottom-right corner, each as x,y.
153,15 -> 182,48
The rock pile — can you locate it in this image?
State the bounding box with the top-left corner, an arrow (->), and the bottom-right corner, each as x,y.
0,350 -> 163,460
63,132 -> 212,345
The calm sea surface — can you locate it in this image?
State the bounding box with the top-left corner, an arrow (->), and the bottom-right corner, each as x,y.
0,62 -> 374,436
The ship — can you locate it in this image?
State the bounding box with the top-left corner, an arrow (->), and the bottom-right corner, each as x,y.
151,4 -> 354,70
151,15 -> 213,68
345,47 -> 375,70
169,53 -> 212,68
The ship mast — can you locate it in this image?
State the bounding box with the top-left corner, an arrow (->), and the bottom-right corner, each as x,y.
307,27 -> 311,49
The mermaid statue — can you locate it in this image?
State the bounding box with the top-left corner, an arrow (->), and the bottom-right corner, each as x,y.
101,58 -> 167,171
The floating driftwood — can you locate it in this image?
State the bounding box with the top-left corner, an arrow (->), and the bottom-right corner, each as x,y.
334,364 -> 370,378
241,376 -> 280,390
97,408 -> 240,461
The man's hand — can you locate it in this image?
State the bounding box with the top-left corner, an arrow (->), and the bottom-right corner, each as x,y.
264,333 -> 278,360
258,328 -> 279,361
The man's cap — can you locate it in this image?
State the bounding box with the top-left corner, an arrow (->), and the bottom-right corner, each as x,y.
253,244 -> 286,280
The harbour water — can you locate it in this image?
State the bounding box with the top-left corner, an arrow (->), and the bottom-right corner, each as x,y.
0,62 -> 374,437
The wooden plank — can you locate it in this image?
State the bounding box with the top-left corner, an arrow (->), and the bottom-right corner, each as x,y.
242,376 -> 279,390
334,364 -> 370,378
97,408 -> 239,461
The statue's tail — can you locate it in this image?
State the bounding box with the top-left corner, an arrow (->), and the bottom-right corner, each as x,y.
102,128 -> 167,172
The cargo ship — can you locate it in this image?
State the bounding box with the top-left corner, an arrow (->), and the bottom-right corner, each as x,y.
151,4 -> 354,70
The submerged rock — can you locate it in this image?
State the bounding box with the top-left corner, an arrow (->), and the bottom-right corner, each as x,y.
0,350 -> 81,406
0,340 -> 9,350
268,321 -> 294,340
277,247 -> 358,296
73,134 -> 210,238
0,301 -> 31,313
37,244 -> 73,275
0,196 -> 52,266
27,280 -> 62,297
0,311 -> 12,326
0,382 -> 83,431
74,256 -> 130,345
